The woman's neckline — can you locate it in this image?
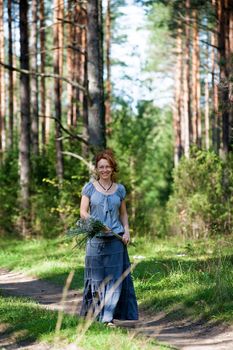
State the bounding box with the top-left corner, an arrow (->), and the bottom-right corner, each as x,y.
92,181 -> 118,196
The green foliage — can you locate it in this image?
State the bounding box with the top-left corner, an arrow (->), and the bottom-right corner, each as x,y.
167,149 -> 233,238
145,2 -> 174,72
30,174 -> 83,238
0,151 -> 19,235
29,142 -> 88,237
0,138 -> 89,237
109,99 -> 173,236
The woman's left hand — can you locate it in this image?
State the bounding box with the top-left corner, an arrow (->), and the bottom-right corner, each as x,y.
122,232 -> 130,245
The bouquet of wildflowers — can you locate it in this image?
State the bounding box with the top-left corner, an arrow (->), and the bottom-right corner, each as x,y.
67,217 -> 123,248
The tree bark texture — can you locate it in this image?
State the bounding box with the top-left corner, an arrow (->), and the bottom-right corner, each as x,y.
174,24 -> 183,166
87,0 -> 106,150
0,0 -> 6,156
31,0 -> 39,156
183,0 -> 191,157
8,0 -> 14,149
205,42 -> 210,150
211,0 -> 220,152
81,5 -> 89,156
19,0 -> 31,233
192,9 -> 201,147
53,0 -> 64,181
67,0 -> 74,127
218,0 -> 229,155
105,0 -> 112,132
73,2 -> 83,128
229,1 -> 233,149
40,0 -> 46,150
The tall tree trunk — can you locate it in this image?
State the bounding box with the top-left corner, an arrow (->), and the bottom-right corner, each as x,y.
192,9 -> 197,145
19,0 -> 31,234
180,35 -> 186,156
67,0 -> 74,127
223,0 -> 230,153
8,0 -> 14,150
183,0 -> 191,157
73,3 -> 82,128
195,13 -> 201,147
174,24 -> 183,166
129,157 -> 136,226
105,0 -> 111,133
87,0 -> 106,150
211,0 -> 219,152
205,75 -> 210,150
229,1 -> 233,150
13,34 -> 19,139
0,0 -> 6,159
31,0 -> 39,156
45,94 -> 51,142
81,5 -> 89,156
13,43 -> 18,139
53,0 -> 64,181
204,41 -> 210,150
218,0 -> 229,156
40,0 -> 46,151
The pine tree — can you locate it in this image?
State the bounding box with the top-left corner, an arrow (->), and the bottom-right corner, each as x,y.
87,0 -> 106,149
19,0 -> 31,234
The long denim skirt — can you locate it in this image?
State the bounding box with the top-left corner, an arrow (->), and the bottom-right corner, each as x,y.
80,235 -> 138,323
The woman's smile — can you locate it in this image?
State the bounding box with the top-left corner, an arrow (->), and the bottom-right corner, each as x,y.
97,159 -> 113,179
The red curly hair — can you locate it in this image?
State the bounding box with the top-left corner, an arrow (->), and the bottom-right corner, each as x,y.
94,149 -> 118,181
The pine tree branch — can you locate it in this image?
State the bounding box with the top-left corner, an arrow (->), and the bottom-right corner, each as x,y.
0,61 -> 86,91
66,45 -> 86,55
62,151 -> 94,171
57,17 -> 86,29
42,115 -> 89,145
199,39 -> 219,50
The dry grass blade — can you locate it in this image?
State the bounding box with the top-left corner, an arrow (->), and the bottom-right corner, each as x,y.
55,270 -> 75,339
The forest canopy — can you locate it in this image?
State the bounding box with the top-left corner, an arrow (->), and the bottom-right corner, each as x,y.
0,0 -> 232,238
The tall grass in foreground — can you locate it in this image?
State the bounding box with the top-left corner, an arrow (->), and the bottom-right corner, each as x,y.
0,295 -> 171,350
0,237 -> 175,349
0,235 -> 233,323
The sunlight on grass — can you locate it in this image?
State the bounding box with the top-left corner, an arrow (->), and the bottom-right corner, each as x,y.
1,235 -> 233,323
0,295 -> 168,350
0,237 -> 85,285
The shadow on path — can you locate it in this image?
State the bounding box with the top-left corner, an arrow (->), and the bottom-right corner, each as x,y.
0,268 -> 83,314
1,268 -> 233,350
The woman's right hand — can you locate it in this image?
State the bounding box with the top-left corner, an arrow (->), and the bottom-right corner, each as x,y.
103,225 -> 111,233
122,232 -> 130,245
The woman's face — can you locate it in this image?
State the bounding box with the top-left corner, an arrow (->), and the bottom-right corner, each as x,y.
97,158 -> 113,181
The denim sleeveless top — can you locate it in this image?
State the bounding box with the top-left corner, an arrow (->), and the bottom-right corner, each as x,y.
81,181 -> 126,235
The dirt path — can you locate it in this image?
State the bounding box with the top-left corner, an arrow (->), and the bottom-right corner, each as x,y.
0,268 -> 233,350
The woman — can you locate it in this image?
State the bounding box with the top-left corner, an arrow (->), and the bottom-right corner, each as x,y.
79,149 -> 138,326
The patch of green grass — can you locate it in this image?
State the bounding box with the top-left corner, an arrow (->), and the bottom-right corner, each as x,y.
132,236 -> 233,322
1,235 -> 233,323
0,295 -> 169,350
0,237 -> 85,289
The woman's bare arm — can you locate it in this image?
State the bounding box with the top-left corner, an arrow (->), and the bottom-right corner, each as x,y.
120,200 -> 130,244
80,195 -> 90,219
